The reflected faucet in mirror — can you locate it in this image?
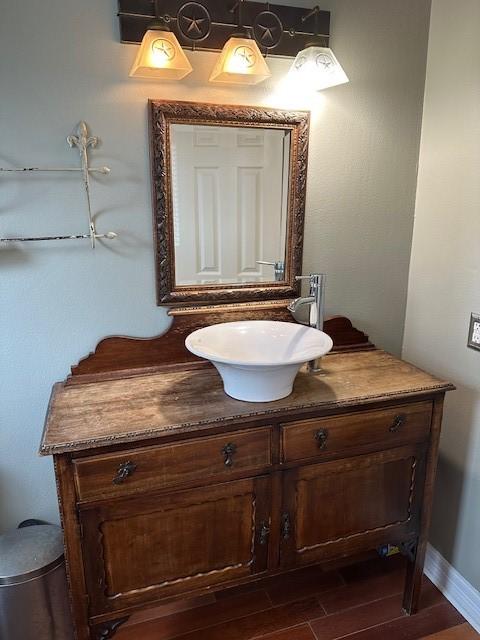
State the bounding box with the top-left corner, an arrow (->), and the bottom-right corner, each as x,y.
256,260 -> 285,281
288,273 -> 327,373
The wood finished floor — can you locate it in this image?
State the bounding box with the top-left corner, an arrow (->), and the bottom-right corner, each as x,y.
116,555 -> 478,640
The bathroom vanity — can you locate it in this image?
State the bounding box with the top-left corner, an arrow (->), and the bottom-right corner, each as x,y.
40,306 -> 453,640
40,101 -> 453,639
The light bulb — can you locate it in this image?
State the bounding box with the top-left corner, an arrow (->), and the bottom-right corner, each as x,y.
226,44 -> 257,73
129,29 -> 192,80
210,37 -> 271,85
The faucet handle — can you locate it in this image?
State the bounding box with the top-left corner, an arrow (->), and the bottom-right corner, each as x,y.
295,275 -> 314,282
295,274 -> 326,296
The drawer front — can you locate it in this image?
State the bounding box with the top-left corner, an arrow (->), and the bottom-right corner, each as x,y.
74,427 -> 272,501
281,402 -> 432,463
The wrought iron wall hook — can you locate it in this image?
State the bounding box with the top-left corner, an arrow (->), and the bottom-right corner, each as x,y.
302,5 -> 320,23
301,5 -> 327,47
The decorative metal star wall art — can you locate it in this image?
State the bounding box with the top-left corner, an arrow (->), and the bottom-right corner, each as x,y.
253,11 -> 283,49
178,2 -> 212,41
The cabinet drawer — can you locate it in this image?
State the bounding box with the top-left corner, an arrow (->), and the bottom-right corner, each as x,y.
281,402 -> 432,463
74,427 -> 272,501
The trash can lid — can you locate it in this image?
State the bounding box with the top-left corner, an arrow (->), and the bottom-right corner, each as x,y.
0,524 -> 64,585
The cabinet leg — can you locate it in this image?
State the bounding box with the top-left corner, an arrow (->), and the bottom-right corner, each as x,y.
92,617 -> 130,640
403,396 -> 446,616
401,537 -> 425,615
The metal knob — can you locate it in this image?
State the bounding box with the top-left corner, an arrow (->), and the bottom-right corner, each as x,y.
314,428 -> 329,450
222,443 -> 237,467
259,521 -> 270,545
389,414 -> 407,433
281,512 -> 291,540
113,461 -> 137,485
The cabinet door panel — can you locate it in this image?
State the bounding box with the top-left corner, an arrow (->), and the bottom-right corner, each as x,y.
281,445 -> 425,567
80,477 -> 270,615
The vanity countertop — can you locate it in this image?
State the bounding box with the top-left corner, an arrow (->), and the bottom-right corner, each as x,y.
40,349 -> 453,455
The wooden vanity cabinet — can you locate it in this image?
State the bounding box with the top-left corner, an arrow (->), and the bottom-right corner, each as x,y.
42,349 -> 453,640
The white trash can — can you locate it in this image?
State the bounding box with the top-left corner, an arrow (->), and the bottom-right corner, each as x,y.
0,523 -> 74,640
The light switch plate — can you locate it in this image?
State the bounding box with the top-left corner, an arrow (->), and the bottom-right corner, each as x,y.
467,313 -> 480,351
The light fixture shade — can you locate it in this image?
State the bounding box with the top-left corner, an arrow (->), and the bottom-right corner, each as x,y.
209,37 -> 271,85
289,46 -> 348,91
129,29 -> 193,79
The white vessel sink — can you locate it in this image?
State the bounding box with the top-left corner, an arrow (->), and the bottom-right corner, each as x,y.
185,320 -> 333,402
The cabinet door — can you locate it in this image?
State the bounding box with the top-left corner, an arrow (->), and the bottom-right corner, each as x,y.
280,445 -> 425,568
80,476 -> 270,615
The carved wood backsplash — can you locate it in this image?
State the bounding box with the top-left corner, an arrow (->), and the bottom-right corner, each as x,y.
68,303 -> 372,385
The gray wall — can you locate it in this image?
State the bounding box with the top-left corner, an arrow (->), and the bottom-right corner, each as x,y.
403,0 -> 480,590
0,0 -> 430,531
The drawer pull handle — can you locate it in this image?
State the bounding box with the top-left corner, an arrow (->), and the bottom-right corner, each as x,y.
222,443 -> 237,467
281,512 -> 291,540
390,414 -> 407,433
259,521 -> 270,545
113,461 -> 137,485
314,428 -> 329,450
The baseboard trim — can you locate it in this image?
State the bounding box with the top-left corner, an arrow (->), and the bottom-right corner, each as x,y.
425,543 -> 480,632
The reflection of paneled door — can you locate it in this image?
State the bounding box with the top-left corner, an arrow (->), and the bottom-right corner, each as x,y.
171,126 -> 288,285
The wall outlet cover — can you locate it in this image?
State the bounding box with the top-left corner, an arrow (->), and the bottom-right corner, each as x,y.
467,313 -> 480,351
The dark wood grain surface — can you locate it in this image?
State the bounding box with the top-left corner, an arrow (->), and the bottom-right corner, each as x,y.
41,350 -> 453,455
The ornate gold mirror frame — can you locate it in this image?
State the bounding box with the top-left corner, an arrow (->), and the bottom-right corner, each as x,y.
149,99 -> 310,306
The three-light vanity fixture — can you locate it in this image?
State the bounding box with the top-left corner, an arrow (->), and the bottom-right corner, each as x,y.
122,0 -> 348,89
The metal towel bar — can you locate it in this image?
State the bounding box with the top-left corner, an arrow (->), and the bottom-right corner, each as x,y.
0,122 -> 117,248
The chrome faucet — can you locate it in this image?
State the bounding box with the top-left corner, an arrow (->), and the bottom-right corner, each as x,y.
288,273 -> 327,373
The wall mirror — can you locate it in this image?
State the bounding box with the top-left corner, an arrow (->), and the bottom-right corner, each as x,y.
149,100 -> 310,305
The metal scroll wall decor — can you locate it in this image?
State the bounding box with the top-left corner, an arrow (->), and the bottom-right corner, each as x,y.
118,1 -> 330,58
0,122 -> 117,248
